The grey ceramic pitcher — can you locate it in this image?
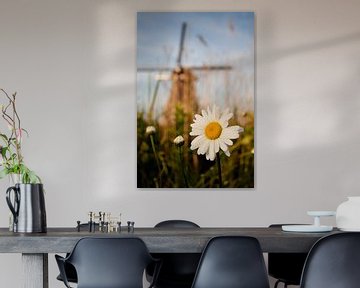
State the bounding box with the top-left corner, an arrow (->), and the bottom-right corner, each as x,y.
6,183 -> 47,233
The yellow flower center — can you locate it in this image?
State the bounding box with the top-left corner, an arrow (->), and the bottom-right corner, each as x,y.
205,122 -> 222,140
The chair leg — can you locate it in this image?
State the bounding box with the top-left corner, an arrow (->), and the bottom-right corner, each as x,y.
274,280 -> 289,288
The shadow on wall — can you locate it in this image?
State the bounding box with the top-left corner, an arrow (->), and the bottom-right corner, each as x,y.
260,31 -> 360,63
257,10 -> 360,215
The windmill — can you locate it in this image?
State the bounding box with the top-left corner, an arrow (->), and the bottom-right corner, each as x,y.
138,22 -> 232,143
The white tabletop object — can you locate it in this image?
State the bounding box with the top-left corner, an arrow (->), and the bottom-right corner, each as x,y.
282,211 -> 335,233
336,197 -> 360,231
282,225 -> 333,232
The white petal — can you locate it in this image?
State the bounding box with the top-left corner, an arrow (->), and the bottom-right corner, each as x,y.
190,128 -> 203,136
194,114 -> 203,120
190,122 -> 205,130
224,149 -> 231,157
218,139 -> 228,152
214,105 -> 220,119
220,110 -> 233,123
205,153 -> 210,160
221,137 -> 233,146
210,106 -> 217,120
202,112 -> 211,123
193,115 -> 206,125
214,139 -> 220,153
190,135 -> 205,150
198,140 -> 210,155
222,126 -> 241,139
201,109 -> 207,118
219,120 -> 228,129
207,106 -> 212,118
209,141 -> 215,161
232,125 -> 243,133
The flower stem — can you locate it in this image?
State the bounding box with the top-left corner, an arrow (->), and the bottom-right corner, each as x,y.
147,79 -> 161,122
216,153 -> 223,188
178,146 -> 189,188
150,134 -> 162,187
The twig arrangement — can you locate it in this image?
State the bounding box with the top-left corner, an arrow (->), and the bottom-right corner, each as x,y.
0,88 -> 40,183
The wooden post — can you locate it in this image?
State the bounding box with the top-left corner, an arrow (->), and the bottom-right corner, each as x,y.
22,253 -> 48,288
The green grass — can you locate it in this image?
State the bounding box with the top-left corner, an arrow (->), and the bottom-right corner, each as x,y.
137,109 -> 254,188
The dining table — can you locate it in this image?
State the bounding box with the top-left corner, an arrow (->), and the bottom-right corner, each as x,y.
0,226 -> 340,288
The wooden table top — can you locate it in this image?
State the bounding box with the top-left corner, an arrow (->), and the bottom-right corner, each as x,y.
0,227 -> 340,253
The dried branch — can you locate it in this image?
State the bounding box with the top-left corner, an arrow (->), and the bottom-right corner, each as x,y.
0,88 -> 40,182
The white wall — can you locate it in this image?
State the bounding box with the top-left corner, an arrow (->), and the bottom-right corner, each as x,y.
0,0 -> 360,287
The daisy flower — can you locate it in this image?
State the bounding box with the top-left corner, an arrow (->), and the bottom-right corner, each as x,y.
173,135 -> 185,147
145,126 -> 156,135
190,106 -> 243,161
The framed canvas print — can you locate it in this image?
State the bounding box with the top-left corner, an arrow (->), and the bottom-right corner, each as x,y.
137,12 -> 254,188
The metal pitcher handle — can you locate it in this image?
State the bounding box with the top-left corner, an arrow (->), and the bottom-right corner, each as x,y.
6,186 -> 20,224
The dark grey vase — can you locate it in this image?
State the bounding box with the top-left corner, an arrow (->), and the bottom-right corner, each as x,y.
6,183 -> 47,233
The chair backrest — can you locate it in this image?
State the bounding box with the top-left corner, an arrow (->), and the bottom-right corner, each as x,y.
300,232 -> 360,288
150,220 -> 201,287
155,219 -> 200,228
66,237 -> 154,288
191,236 -> 270,288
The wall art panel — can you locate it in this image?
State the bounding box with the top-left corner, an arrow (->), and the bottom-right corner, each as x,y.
137,12 -> 254,188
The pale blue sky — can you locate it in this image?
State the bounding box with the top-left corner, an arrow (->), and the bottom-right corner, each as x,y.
137,12 -> 254,116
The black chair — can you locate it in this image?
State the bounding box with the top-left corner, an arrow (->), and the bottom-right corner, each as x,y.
268,224 -> 308,288
56,223 -> 99,284
147,220 -> 201,288
55,237 -> 160,288
56,262 -> 77,284
191,236 -> 270,288
300,232 -> 360,288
